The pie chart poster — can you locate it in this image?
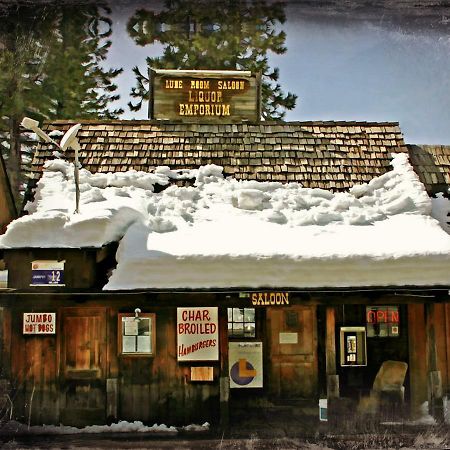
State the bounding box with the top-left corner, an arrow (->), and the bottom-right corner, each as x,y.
229,342 -> 263,389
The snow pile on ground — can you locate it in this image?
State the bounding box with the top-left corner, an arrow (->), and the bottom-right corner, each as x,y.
182,422 -> 210,432
408,402 -> 437,426
0,420 -> 209,435
1,153 -> 450,288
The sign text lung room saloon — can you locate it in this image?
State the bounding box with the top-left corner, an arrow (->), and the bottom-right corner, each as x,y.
165,78 -> 247,117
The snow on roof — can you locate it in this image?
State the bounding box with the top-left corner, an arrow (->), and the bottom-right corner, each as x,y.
1,153 -> 450,289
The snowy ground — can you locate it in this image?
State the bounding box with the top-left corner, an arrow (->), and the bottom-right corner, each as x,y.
1,430 -> 450,449
0,402 -> 448,449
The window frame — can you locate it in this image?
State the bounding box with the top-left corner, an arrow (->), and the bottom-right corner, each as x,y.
227,307 -> 257,339
118,313 -> 156,357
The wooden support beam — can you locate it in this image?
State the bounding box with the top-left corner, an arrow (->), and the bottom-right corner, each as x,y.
218,307 -> 229,431
408,304 -> 428,418
106,378 -> 118,422
426,303 -> 444,421
326,307 -> 339,399
0,307 -> 11,379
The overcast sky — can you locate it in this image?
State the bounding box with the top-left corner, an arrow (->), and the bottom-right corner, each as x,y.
106,1 -> 450,144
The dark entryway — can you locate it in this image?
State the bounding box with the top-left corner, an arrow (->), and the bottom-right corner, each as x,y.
332,305 -> 409,400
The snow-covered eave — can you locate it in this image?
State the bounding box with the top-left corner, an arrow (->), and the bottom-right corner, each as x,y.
0,245 -> 106,250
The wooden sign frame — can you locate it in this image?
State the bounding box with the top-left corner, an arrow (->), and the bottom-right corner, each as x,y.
149,69 -> 261,123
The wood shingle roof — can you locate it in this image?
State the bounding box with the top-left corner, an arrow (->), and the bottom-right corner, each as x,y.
29,119 -> 410,192
407,144 -> 450,196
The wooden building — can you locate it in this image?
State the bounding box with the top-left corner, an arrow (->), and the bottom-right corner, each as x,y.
0,117 -> 449,429
1,70 -> 449,430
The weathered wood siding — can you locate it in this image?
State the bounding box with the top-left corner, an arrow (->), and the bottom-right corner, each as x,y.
3,289 -> 448,426
3,249 -> 98,289
113,307 -> 219,425
431,303 -> 450,395
10,307 -> 59,425
7,302 -> 219,426
0,307 -> 12,420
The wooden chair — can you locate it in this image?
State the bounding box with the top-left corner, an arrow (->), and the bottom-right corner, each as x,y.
358,360 -> 408,416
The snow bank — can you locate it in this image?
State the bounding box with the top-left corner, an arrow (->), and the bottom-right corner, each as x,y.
1,153 -> 450,289
408,402 -> 437,426
0,161 -> 192,248
106,153 -> 450,289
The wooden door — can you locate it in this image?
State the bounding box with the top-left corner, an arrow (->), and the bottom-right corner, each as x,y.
267,306 -> 318,398
59,307 -> 107,426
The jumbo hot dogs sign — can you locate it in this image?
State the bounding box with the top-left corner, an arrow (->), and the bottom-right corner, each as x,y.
23,313 -> 56,334
177,307 -> 219,361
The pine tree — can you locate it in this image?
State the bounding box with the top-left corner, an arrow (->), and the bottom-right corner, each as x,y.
42,5 -> 123,119
0,3 -> 123,207
0,6 -> 54,206
127,0 -> 297,120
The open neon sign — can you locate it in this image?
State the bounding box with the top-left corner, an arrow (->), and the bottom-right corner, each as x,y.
366,306 -> 399,337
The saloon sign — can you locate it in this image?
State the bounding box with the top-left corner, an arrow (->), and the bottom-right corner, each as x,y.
251,292 -> 290,306
150,69 -> 260,123
177,307 -> 219,361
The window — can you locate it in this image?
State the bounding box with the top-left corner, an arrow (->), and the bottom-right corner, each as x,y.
366,306 -> 399,337
227,308 -> 255,338
118,313 -> 155,356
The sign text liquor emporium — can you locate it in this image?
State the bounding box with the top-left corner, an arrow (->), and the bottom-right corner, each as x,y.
150,69 -> 260,123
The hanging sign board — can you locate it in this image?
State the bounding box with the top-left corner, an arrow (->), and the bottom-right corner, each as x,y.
229,342 -> 263,388
23,313 -> 56,334
150,69 -> 260,123
177,307 -> 219,361
190,366 -> 214,382
279,332 -> 298,344
31,260 -> 65,286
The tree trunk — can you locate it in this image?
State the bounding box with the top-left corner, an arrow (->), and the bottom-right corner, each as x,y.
6,117 -> 22,209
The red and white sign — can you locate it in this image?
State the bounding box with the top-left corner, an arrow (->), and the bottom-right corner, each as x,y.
23,313 -> 56,334
177,307 -> 219,361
